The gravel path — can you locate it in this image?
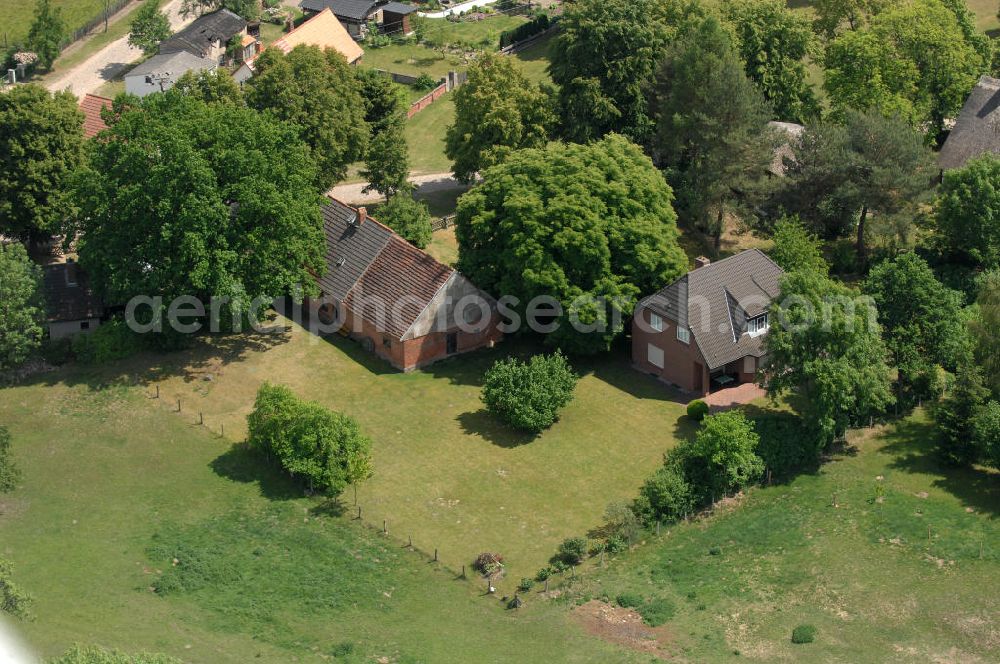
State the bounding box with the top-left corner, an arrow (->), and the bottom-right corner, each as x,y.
327,172 -> 468,205
46,0 -> 192,97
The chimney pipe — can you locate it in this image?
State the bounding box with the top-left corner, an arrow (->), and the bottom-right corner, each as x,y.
694,256 -> 711,270
358,207 -> 367,225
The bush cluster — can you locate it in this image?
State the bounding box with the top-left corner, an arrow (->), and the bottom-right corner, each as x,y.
498,14 -> 550,48
247,383 -> 373,496
481,351 -> 577,433
71,318 -> 142,365
791,624 -> 817,644
686,399 -> 709,421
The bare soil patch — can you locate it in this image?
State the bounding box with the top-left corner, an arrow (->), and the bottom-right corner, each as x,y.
572,599 -> 674,660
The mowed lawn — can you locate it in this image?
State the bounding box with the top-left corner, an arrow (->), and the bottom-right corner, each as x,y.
0,379 -> 641,662
39,321 -> 688,581
0,0 -> 107,44
570,411 -> 1000,661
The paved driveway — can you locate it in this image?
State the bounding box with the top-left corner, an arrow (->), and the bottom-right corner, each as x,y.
327,172 -> 468,205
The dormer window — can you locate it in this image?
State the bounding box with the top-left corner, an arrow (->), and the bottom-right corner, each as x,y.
676,326 -> 690,344
748,313 -> 769,337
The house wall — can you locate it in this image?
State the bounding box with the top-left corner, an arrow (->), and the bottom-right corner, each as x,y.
631,306 -> 709,395
49,318 -> 101,341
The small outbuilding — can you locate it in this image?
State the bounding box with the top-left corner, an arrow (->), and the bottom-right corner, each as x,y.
42,262 -> 105,340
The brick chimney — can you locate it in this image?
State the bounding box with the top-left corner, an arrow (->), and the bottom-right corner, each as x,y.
358,207 -> 367,225
694,256 -> 711,270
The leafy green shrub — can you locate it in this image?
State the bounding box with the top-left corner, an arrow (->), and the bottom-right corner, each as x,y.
376,193 -> 432,249
615,592 -> 643,609
634,461 -> 694,524
555,537 -> 588,566
481,351 -> 577,432
791,624 -> 816,644
517,577 -> 534,592
684,411 -> 764,501
686,399 -> 709,421
247,383 -> 373,496
752,410 -> 822,479
708,545 -> 722,556
534,567 -> 552,581
637,597 -> 675,626
413,73 -> 437,91
0,425 -> 20,493
330,641 -> 355,658
71,318 -> 141,365
40,336 -> 73,365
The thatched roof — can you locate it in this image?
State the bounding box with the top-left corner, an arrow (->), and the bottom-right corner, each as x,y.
938,76 -> 1000,171
767,121 -> 804,177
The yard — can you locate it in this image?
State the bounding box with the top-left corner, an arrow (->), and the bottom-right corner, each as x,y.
0,0 -> 109,45
0,378 -> 638,662
569,411 -> 1000,660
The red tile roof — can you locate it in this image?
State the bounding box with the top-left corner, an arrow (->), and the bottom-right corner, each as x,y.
79,94 -> 113,139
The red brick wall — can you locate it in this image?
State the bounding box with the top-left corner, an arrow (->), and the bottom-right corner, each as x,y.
406,83 -> 448,119
631,307 -> 710,395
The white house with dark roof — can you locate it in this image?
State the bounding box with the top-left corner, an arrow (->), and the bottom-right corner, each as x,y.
631,250 -> 784,395
124,50 -> 218,97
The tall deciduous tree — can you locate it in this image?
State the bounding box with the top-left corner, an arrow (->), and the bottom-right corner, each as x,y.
650,16 -> 776,248
935,155 -> 1000,271
549,0 -> 702,145
26,0 -> 65,69
780,110 -> 933,267
0,85 -> 85,242
445,53 -> 554,183
684,411 -> 764,500
128,0 -> 172,56
173,69 -> 244,105
864,253 -> 969,403
811,0 -> 888,39
376,193 -> 432,248
0,244 -> 45,371
455,135 -> 688,354
762,270 -> 894,444
971,270 -> 1000,398
933,364 -> 989,465
356,69 -> 410,196
245,45 -> 368,190
74,92 -> 323,321
723,0 -> 819,123
824,0 -> 991,134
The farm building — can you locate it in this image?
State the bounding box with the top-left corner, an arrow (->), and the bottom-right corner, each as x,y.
299,0 -> 417,40
42,262 -> 105,340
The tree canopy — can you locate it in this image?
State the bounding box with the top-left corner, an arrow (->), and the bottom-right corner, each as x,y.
245,45 -> 368,190
779,109 -> 933,266
549,0 -> 702,145
811,0 -> 888,39
935,155 -> 1000,271
128,0 -> 172,56
685,411 -> 764,500
823,0 -> 991,134
0,243 -> 45,371
481,351 -> 578,433
971,270 -> 1000,399
650,16 -> 776,247
0,84 -> 85,242
445,53 -> 554,183
26,0 -> 65,69
247,383 -> 373,495
376,193 -> 432,249
723,0 -> 819,123
74,92 -> 324,323
864,253 -> 968,403
357,69 -> 410,196
763,270 -> 894,443
455,134 -> 688,354
173,68 -> 244,106
768,216 -> 829,275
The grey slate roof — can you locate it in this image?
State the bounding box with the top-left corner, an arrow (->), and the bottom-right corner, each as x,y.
300,0 -> 379,21
43,263 -> 104,322
318,198 -> 392,301
126,50 -> 217,79
639,250 -> 784,371
939,76 -> 1000,170
159,8 -> 246,57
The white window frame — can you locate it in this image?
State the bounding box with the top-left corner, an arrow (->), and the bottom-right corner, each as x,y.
649,312 -> 663,332
647,343 -> 665,368
748,313 -> 769,338
676,326 -> 690,344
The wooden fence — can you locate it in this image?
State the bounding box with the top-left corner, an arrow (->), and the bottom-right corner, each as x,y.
431,214 -> 456,231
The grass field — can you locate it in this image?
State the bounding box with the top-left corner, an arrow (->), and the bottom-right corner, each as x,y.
0,0 -> 109,45
567,411 -> 1000,661
0,379 -> 640,662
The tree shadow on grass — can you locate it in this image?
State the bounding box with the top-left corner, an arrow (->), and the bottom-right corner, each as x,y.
209,442 -> 304,501
456,409 -> 537,448
882,417 -> 1000,517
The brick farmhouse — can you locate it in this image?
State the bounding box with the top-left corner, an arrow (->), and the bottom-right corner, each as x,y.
631,250 -> 784,396
311,197 -> 502,371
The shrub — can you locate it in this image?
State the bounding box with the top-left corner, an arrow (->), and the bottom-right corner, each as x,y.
601,501 -> 640,544
472,552 -> 504,576
686,399 -> 709,421
40,336 -> 73,365
247,383 -> 373,496
413,73 -> 437,91
634,461 -> 694,524
684,411 -> 764,501
481,351 -> 577,432
615,592 -> 643,609
517,577 -> 534,592
752,410 -> 823,479
0,425 -> 19,493
791,624 -> 816,644
71,318 -> 142,365
555,537 -> 587,566
637,597 -> 675,626
708,545 -> 722,556
534,566 -> 552,581
376,193 -> 433,248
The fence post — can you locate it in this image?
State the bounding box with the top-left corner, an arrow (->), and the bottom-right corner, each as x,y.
357,506 -> 362,520
434,548 -> 438,562
199,412 -> 203,425
177,398 -> 181,412
383,519 -> 387,535
461,564 -> 465,578
155,385 -> 159,399
220,423 -> 224,438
